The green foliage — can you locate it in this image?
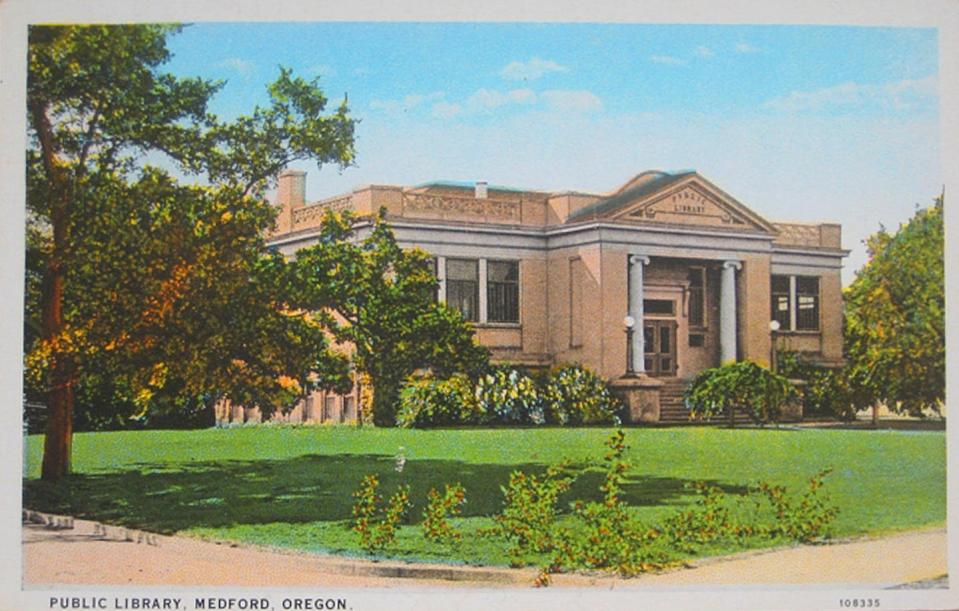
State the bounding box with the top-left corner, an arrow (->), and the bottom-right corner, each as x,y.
541,364 -> 622,425
753,468 -> 838,543
843,196 -> 944,415
26,25 -> 356,475
685,360 -> 796,424
396,374 -> 483,428
291,210 -> 489,427
422,483 -> 467,545
549,430 -> 666,577
476,367 -> 545,425
491,463 -> 574,567
350,475 -> 412,553
777,352 -> 857,421
660,482 -> 741,553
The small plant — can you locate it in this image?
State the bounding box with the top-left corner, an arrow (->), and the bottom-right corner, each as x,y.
551,430 -> 665,577
491,462 -> 574,567
350,475 -> 412,553
541,364 -> 622,425
754,468 -> 839,542
476,367 -> 545,425
422,483 -> 467,545
661,482 -> 737,553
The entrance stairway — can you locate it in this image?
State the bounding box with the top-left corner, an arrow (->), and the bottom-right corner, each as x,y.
656,378 -> 758,425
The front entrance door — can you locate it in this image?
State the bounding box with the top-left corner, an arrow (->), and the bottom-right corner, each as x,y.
644,320 -> 677,376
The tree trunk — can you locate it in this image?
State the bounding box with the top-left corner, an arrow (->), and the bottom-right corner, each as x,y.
41,255 -> 74,480
32,98 -> 75,480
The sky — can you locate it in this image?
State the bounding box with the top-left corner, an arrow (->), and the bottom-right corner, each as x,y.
162,23 -> 940,284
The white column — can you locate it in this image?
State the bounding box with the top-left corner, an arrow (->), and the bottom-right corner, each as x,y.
721,260 -> 742,364
478,258 -> 488,323
628,255 -> 650,373
436,256 -> 446,303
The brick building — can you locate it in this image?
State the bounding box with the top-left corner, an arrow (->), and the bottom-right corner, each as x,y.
215,168 -> 845,425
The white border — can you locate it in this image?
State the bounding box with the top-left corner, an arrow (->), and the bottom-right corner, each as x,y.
2,1 -> 956,610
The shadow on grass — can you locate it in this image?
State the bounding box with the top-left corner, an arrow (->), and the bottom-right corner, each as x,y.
23,454 -> 747,534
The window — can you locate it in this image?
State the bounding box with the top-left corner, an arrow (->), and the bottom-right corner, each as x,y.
446,258 -> 478,322
487,260 -> 519,323
342,396 -> 355,422
796,276 -> 820,331
569,257 -> 584,347
323,396 -> 336,421
771,275 -> 791,329
643,299 -> 675,316
688,267 -> 706,328
770,274 -> 820,331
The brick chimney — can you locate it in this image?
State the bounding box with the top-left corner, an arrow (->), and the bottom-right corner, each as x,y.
274,169 -> 307,234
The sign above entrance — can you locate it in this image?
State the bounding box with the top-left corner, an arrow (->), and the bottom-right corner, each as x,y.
629,186 -> 748,227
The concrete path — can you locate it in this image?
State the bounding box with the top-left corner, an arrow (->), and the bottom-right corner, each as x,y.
22,513 -> 947,589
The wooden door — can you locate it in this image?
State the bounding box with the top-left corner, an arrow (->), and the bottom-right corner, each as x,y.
644,320 -> 677,376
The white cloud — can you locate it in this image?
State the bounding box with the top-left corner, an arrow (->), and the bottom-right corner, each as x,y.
695,46 -> 715,58
735,42 -> 761,54
466,88 -> 537,112
764,76 -> 937,112
541,89 -> 603,112
432,101 -> 462,119
500,57 -> 568,81
650,54 -> 686,66
216,57 -> 255,75
370,91 -> 444,114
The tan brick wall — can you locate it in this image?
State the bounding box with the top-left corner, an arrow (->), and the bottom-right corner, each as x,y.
740,254 -> 772,367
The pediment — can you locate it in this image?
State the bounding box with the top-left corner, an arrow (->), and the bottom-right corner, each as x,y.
610,175 -> 776,233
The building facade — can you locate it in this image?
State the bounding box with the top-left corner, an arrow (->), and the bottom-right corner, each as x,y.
216,168 -> 846,425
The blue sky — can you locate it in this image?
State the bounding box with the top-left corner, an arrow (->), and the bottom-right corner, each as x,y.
164,23 -> 940,284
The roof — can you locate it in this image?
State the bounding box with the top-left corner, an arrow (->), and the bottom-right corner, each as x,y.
412,179 -> 532,194
567,170 -> 696,221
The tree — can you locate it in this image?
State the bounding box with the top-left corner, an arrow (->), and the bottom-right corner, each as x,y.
26,25 -> 356,479
843,195 -> 944,416
291,210 -> 490,426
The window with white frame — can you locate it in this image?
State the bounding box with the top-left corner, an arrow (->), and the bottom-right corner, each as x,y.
446,258 -> 479,322
770,274 -> 820,331
487,260 -> 519,323
435,257 -> 520,324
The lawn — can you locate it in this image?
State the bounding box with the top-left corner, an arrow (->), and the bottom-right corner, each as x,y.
23,426 -> 946,567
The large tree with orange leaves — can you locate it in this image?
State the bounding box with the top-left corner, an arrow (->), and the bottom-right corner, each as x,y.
25,25 -> 356,479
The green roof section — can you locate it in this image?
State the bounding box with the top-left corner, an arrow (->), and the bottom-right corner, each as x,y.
412,179 -> 531,194
568,170 -> 696,221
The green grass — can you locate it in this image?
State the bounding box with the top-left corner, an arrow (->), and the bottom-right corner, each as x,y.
23,425 -> 946,566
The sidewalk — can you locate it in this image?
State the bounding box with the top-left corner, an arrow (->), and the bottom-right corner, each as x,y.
22,513 -> 947,588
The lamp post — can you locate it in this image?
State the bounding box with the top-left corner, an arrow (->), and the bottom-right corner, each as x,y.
624,315 -> 636,377
769,319 -> 781,372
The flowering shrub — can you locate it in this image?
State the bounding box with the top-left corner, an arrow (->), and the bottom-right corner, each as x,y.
476,367 -> 545,425
685,360 -> 796,424
350,475 -> 412,553
754,468 -> 838,542
422,483 -> 467,545
541,364 -> 621,425
490,463 -> 574,567
396,374 -> 483,428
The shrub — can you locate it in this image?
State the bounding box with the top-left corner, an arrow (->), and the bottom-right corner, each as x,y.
541,364 -> 621,425
491,463 -> 574,567
396,374 -> 483,428
422,483 -> 467,545
777,351 -> 857,420
350,475 -> 412,553
754,468 -> 839,542
660,482 -> 739,553
476,367 -> 545,425
685,360 -> 796,424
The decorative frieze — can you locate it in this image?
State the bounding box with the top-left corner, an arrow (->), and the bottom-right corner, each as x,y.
774,223 -> 824,247
291,194 -> 354,229
402,192 -> 522,223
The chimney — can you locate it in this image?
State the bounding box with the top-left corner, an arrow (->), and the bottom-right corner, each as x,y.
475,180 -> 488,199
277,169 -> 307,209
